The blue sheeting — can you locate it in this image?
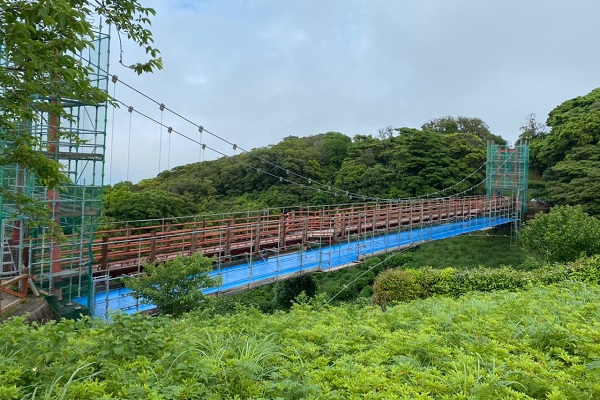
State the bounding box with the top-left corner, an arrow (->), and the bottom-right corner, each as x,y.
73,216 -> 513,317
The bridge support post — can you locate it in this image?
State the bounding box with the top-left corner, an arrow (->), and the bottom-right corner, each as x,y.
254,216 -> 261,254
190,231 -> 197,255
124,226 -> 131,253
409,203 -> 414,241
199,220 -> 205,251
385,203 -> 390,231
332,207 -> 339,244
278,214 -> 286,250
225,220 -> 232,258
149,232 -> 157,263
100,236 -> 108,271
357,213 -> 362,240
363,205 -> 368,239
302,217 -> 308,246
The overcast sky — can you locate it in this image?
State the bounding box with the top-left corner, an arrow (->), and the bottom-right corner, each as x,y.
105,0 -> 600,184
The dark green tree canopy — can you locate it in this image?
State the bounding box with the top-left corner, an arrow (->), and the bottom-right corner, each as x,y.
544,145 -> 600,217
422,116 -> 507,145
104,185 -> 195,222
529,87 -> 600,216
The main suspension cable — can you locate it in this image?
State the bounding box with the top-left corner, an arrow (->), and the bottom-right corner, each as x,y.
108,73 -> 488,201
112,94 -> 512,205
82,57 -> 494,202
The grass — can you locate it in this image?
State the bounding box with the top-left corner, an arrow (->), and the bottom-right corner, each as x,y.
406,228 -> 527,269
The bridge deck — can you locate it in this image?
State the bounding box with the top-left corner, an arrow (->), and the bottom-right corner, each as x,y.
74,216 -> 513,316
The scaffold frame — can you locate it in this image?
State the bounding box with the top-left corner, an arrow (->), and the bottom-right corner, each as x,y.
1,25 -> 110,309
485,142 -> 529,242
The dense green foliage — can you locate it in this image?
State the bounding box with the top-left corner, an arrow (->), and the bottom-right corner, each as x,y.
3,282 -> 600,398
422,115 -> 507,145
372,254 -> 600,305
274,275 -> 317,309
527,88 -> 600,216
103,120 -> 496,221
0,0 -> 161,219
123,255 -> 219,316
520,205 -> 600,263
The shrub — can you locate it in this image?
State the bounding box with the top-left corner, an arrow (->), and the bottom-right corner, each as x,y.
358,285 -> 373,298
412,267 -> 456,297
373,254 -> 600,306
374,266 -> 536,305
520,205 -> 600,263
124,254 -> 220,316
535,264 -> 568,284
274,274 -> 317,309
372,269 -> 423,305
325,282 -> 358,302
382,252 -> 413,268
460,267 -> 530,293
568,254 -> 600,283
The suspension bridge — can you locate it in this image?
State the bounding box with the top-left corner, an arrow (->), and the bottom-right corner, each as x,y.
77,195 -> 517,316
0,26 -> 529,317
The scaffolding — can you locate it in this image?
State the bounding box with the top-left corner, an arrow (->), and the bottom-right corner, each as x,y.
485,143 -> 529,240
0,26 -> 110,308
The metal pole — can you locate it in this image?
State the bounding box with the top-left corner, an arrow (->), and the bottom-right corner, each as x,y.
89,277 -> 96,318
104,272 -> 110,318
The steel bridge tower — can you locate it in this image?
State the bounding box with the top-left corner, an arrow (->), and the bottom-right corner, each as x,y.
1,26 -> 110,313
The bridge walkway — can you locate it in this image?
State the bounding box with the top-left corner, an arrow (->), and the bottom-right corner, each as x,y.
75,211 -> 514,316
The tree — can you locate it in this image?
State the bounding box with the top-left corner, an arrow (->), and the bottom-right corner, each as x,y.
104,186 -> 195,221
544,146 -> 600,217
530,88 -> 600,213
0,0 -> 162,219
391,129 -> 463,196
421,116 -> 459,134
124,254 -> 220,316
334,159 -> 369,195
345,134 -> 387,168
422,116 -> 507,144
517,113 -> 548,144
377,125 -> 394,139
537,87 -> 600,169
520,205 -> 600,263
318,132 -> 352,171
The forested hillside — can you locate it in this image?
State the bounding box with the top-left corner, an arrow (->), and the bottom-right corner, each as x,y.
103,87 -> 600,221
523,87 -> 600,217
104,116 -> 504,221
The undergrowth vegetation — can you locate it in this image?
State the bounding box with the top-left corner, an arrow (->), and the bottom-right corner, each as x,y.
2,283 -> 600,398
404,230 -> 527,269
372,255 -> 600,305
